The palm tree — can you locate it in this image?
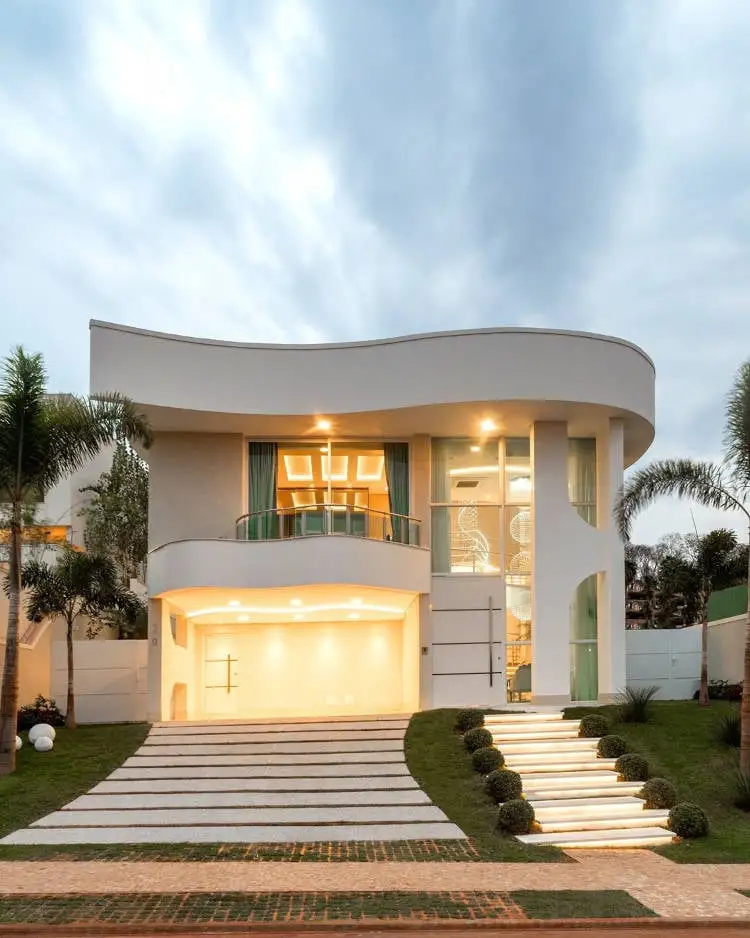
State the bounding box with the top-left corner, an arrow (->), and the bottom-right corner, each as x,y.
0,348 -> 151,773
615,360 -> 750,771
21,548 -> 145,728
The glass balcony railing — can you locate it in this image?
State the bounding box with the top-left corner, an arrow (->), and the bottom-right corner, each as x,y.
235,505 -> 421,546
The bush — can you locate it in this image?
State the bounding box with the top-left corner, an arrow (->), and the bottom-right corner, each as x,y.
668,802 -> 709,839
733,770 -> 750,812
693,680 -> 742,702
455,708 -> 485,733
17,695 -> 65,733
640,777 -> 677,810
597,735 -> 629,759
579,713 -> 610,738
498,798 -> 535,835
615,753 -> 649,782
716,712 -> 741,747
486,768 -> 523,803
464,727 -> 493,753
471,746 -> 505,774
616,685 -> 659,723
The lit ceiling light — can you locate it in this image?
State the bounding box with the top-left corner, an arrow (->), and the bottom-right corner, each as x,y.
320,446 -> 327,453
283,454 -> 313,482
321,454 -> 349,482
356,454 -> 384,481
316,418 -> 332,431
470,445 -> 481,453
293,613 -> 304,620
449,465 -> 499,476
480,418 -> 497,432
348,613 -> 361,620
186,602 -> 406,619
227,600 -> 240,607
238,615 -> 250,623
290,598 -> 303,607
350,598 -> 362,605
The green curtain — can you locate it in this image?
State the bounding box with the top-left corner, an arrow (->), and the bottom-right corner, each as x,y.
384,442 -> 410,543
570,574 -> 598,701
247,442 -> 278,540
430,440 -> 450,572
568,439 -> 597,525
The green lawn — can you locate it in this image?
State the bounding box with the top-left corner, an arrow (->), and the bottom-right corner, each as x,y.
565,700 -> 749,863
0,723 -> 148,840
404,708 -> 566,862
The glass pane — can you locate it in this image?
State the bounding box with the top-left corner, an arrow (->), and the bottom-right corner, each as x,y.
431,439 -> 500,503
568,438 -> 597,525
505,438 -> 531,504
570,642 -> 598,701
430,505 -> 501,573
570,575 -> 598,641
506,577 -> 532,641
506,643 -> 532,702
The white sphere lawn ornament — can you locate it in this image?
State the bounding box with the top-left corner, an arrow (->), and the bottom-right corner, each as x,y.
28,723 -> 56,744
15,736 -> 22,751
34,736 -> 54,753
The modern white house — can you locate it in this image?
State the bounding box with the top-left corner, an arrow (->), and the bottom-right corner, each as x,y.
90,321 -> 656,723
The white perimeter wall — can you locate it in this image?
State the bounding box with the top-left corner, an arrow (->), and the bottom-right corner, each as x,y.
51,640 -> 148,723
708,616 -> 746,684
625,628 -> 701,700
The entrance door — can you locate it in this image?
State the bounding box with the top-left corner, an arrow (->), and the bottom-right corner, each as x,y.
203,636 -> 241,716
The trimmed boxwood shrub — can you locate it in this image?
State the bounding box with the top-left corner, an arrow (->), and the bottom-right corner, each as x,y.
668,802 -> 709,839
464,727 -> 493,753
615,752 -> 649,781
486,768 -> 523,803
640,777 -> 677,810
17,695 -> 65,733
471,746 -> 505,774
597,734 -> 629,759
579,713 -> 610,738
498,798 -> 535,835
455,708 -> 485,733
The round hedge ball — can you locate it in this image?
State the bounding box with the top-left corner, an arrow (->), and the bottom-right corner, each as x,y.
640,777 -> 677,810
597,734 -> 630,759
486,768 -> 523,803
471,746 -> 505,774
464,726 -> 494,753
579,713 -> 611,739
29,723 -> 56,744
498,799 -> 535,835
455,708 -> 485,733
615,752 -> 649,781
668,802 -> 709,839
34,736 -> 54,753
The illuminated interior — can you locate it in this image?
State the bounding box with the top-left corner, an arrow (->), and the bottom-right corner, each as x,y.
277,443 -> 389,515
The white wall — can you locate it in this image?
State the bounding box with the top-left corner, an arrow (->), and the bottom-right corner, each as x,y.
51,639 -> 148,723
708,616 -> 746,684
625,628 -> 701,700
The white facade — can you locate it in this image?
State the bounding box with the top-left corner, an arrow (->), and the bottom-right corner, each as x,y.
90,321 -> 656,722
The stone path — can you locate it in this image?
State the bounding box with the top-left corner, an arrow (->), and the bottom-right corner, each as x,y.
0,716 -> 464,846
2,852 -> 750,919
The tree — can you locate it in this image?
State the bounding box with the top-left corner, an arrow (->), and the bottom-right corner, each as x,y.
615,360 -> 750,771
0,348 -> 151,774
21,548 -> 145,728
80,441 -> 148,619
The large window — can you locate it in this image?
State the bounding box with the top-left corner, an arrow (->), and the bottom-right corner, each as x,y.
504,439 -> 532,702
568,438 -> 596,525
570,574 -> 598,701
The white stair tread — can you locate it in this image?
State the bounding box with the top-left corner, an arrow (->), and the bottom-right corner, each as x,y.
500,740 -> 598,754
539,812 -> 669,834
525,785 -> 643,800
518,827 -> 674,847
491,729 -> 580,741
484,712 -> 563,724
517,770 -> 617,783
510,759 -> 617,774
531,795 -> 644,810
508,749 -> 604,762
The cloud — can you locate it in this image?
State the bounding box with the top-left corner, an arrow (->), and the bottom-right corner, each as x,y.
0,0 -> 748,542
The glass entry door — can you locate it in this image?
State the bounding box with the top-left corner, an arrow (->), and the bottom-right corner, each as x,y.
204,636 -> 241,716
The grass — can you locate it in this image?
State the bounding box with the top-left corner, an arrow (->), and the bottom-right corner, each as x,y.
0,722 -> 148,840
404,708 -> 566,862
565,699 -> 750,863
0,890 -> 656,924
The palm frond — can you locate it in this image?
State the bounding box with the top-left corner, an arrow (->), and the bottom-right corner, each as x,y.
0,348 -> 48,501
723,359 -> 750,495
615,458 -> 739,541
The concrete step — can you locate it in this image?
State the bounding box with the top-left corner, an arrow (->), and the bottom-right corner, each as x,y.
531,796 -> 646,818
517,827 -> 674,849
490,724 -> 581,741
514,770 -> 616,785
539,811 -> 669,834
509,757 -> 616,774
484,712 -> 564,724
499,738 -> 598,756
525,782 -> 643,801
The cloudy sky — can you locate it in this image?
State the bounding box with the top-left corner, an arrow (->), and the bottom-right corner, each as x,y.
1,0 -> 748,544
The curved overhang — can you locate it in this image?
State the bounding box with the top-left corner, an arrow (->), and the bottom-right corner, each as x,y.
91,321 -> 656,465
149,536 -> 432,597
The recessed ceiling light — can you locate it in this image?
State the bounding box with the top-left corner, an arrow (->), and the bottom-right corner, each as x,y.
480,418 -> 497,433
320,446 -> 327,453
227,600 -> 240,607
238,615 -> 250,623
470,445 -> 481,453
293,613 -> 304,620
316,418 -> 332,431
290,598 -> 303,607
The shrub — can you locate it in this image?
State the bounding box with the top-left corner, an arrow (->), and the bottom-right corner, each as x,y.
464,727 -> 493,753
616,685 -> 659,723
716,712 -> 741,747
471,746 -> 505,774
486,768 -> 523,803
733,770 -> 750,812
694,680 -> 742,702
455,708 -> 485,733
668,802 -> 709,839
498,798 -> 535,835
17,695 -> 65,733
615,753 -> 649,781
640,777 -> 677,810
579,713 -> 610,738
597,735 -> 629,759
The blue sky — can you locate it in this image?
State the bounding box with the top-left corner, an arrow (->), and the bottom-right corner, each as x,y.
1,0 -> 748,544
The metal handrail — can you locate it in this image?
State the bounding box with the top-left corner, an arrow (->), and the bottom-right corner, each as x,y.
235,504 -> 421,547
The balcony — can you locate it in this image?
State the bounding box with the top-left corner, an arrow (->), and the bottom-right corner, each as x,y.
235,505 -> 421,547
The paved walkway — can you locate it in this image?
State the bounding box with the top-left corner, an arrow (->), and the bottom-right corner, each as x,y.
1,716 -> 463,845
2,851 -> 750,919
